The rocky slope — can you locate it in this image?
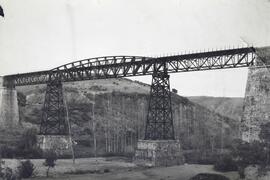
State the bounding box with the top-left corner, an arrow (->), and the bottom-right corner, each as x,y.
16,78 -> 239,156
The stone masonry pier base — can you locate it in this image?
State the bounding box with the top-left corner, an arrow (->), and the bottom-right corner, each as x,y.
134,139 -> 184,167
37,135 -> 72,156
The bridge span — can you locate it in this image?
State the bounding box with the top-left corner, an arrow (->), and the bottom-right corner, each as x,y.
3,47 -> 255,86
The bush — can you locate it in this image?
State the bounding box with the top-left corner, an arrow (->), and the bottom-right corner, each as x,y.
2,167 -> 16,180
0,145 -> 14,158
64,169 -> 101,175
231,140 -> 267,166
230,139 -> 269,178
214,155 -> 238,172
189,173 -> 229,180
19,160 -> 35,178
183,150 -> 220,164
0,158 -> 4,177
19,128 -> 38,150
43,150 -> 58,177
14,147 -> 43,159
0,128 -> 43,159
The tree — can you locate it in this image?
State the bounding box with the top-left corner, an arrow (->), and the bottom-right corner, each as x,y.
19,128 -> 38,151
0,5 -> 4,17
19,160 -> 36,178
0,157 -> 4,178
16,128 -> 42,159
43,150 -> 57,177
259,122 -> 270,166
231,139 -> 268,178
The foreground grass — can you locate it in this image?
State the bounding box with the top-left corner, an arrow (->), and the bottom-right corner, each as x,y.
31,164 -> 238,180
3,157 -> 239,180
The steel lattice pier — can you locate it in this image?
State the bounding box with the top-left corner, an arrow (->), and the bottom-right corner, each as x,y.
145,70 -> 175,140
39,80 -> 68,135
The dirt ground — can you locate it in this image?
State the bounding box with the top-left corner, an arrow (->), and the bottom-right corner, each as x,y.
3,158 -> 239,180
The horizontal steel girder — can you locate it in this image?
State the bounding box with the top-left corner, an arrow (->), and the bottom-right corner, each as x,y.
4,47 -> 256,86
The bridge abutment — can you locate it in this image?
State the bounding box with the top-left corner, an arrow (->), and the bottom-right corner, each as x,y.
0,77 -> 19,129
241,47 -> 270,142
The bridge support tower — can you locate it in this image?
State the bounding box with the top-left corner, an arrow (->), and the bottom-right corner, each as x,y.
37,80 -> 72,156
134,69 -> 184,167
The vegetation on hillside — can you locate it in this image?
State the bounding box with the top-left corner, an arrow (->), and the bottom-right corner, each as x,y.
7,79 -> 239,161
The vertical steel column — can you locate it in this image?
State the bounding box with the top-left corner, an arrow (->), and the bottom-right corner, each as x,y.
144,67 -> 175,140
39,80 -> 68,135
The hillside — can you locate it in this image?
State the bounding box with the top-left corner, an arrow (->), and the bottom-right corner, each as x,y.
16,78 -> 240,157
187,96 -> 244,122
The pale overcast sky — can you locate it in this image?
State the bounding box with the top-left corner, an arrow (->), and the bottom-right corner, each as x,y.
0,0 -> 270,97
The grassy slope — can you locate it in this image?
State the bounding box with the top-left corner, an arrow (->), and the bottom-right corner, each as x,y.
187,96 -> 244,122
23,159 -> 238,180
13,78 -> 240,157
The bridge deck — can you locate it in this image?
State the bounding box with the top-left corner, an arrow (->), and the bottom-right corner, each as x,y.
4,47 -> 256,86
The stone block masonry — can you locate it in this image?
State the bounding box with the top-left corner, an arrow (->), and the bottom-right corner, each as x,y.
0,77 -> 19,128
241,47 -> 270,142
134,140 -> 184,167
37,135 -> 73,156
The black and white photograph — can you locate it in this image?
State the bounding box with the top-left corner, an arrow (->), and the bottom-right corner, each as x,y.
0,0 -> 270,179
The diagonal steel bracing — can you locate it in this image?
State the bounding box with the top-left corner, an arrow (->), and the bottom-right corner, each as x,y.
4,47 -> 256,86
145,65 -> 174,140
39,80 -> 68,135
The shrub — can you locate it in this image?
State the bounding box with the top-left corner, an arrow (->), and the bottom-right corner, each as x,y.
183,150 -> 219,164
64,169 -> 99,175
12,128 -> 43,159
14,147 -> 43,159
2,167 -> 16,180
19,128 -> 38,150
0,158 -> 4,177
0,145 -> 14,158
43,150 -> 58,177
19,160 -> 35,178
214,155 -> 238,172
231,140 -> 267,167
230,139 -> 269,178
189,173 -> 229,180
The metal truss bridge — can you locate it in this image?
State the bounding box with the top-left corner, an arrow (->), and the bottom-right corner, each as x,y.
3,47 -> 257,140
4,47 -> 256,86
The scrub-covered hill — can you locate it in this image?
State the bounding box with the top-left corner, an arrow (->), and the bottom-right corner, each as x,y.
188,96 -> 244,122
16,78 -> 239,157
